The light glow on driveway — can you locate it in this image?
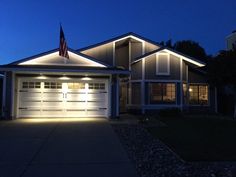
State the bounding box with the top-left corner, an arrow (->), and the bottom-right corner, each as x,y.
17,118 -> 106,123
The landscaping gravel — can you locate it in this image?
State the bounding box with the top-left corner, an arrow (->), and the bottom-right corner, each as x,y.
112,124 -> 236,177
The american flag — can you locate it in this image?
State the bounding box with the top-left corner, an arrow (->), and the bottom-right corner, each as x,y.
59,25 -> 69,59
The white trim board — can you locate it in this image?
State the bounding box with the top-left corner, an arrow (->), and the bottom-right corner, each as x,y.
132,49 -> 205,67
156,53 -> 170,75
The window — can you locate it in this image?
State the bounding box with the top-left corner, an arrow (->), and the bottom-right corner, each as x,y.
150,83 -> 176,104
44,82 -> 62,89
156,54 -> 170,75
68,83 -> 85,89
22,82 -> 41,89
189,84 -> 208,105
88,83 -> 105,90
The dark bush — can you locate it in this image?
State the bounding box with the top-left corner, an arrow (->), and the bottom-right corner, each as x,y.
158,108 -> 182,118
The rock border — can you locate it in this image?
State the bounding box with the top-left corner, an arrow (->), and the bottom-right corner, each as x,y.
112,124 -> 236,177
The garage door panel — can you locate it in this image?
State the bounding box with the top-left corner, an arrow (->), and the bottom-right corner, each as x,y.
66,101 -> 86,108
42,101 -> 63,106
87,109 -> 106,116
19,109 -> 41,117
41,110 -> 64,117
66,110 -> 87,117
87,102 -> 106,108
18,79 -> 109,118
20,93 -> 41,100
42,93 -> 63,101
87,93 -> 106,100
66,94 -> 87,101
20,101 -> 41,107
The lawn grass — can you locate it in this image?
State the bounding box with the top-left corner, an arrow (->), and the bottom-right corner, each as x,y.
148,115 -> 236,162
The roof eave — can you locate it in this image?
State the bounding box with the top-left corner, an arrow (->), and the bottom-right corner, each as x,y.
131,47 -> 205,67
77,32 -> 161,52
0,66 -> 130,75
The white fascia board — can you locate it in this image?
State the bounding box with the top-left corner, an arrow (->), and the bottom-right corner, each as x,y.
162,49 -> 205,67
113,35 -> 145,43
132,49 -> 205,67
0,67 -> 129,75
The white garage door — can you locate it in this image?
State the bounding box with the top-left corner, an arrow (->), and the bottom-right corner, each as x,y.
17,79 -> 109,118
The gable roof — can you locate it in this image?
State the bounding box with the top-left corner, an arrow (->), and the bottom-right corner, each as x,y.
132,47 -> 205,67
8,48 -> 110,68
78,32 -> 161,52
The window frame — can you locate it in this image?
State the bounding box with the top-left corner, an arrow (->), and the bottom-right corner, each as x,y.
188,83 -> 209,106
156,53 -> 170,75
149,82 -> 176,104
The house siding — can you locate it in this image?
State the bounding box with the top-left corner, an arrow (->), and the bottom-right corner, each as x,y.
145,54 -> 181,80
81,42 -> 113,66
131,82 -> 141,104
131,42 -> 142,62
188,70 -> 207,83
115,44 -> 129,69
131,62 -> 142,80
145,42 -> 160,53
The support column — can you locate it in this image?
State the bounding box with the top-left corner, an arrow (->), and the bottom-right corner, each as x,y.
111,74 -> 119,119
2,71 -> 13,119
141,42 -> 145,114
180,58 -> 183,111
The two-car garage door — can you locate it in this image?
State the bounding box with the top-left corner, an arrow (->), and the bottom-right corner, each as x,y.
17,78 -> 109,118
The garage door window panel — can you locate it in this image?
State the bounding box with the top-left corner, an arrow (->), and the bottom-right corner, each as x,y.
22,82 -> 41,89
44,82 -> 62,89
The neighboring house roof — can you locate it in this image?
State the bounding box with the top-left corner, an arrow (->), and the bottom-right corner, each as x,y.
78,32 -> 161,52
9,48 -> 111,68
131,47 -> 205,67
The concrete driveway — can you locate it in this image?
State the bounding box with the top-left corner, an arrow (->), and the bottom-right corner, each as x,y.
0,118 -> 138,177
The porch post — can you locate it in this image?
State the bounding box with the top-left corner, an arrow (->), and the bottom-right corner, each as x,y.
3,71 -> 13,119
111,74 -> 119,118
1,72 -> 6,118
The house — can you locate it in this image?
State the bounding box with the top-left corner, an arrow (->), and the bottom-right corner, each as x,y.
0,32 -> 217,119
226,30 -> 236,51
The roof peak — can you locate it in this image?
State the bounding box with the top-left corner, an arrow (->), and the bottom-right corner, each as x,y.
77,32 -> 161,52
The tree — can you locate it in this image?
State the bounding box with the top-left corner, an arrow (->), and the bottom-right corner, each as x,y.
160,39 -> 208,62
159,39 -> 173,48
173,40 -> 208,62
208,49 -> 236,118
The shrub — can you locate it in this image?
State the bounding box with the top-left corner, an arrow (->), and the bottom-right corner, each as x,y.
158,108 -> 182,118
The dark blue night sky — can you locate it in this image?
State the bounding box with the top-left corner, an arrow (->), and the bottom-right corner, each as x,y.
0,0 -> 235,64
